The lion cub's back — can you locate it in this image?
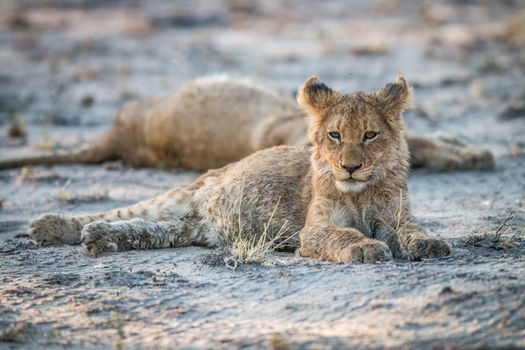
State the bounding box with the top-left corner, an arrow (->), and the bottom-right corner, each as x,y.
197,145 -> 312,244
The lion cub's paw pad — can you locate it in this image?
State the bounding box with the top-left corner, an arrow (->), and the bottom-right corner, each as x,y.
29,213 -> 81,246
408,237 -> 451,259
81,221 -> 117,256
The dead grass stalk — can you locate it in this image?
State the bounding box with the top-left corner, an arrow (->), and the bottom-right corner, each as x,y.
463,210 -> 524,250
223,176 -> 298,269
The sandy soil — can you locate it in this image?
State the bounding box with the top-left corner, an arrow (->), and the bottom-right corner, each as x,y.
1,0 -> 524,349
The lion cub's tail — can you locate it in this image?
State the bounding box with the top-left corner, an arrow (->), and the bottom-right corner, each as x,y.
0,134 -> 118,170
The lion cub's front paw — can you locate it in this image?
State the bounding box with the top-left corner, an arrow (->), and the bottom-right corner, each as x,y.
81,221 -> 117,256
29,213 -> 81,246
407,236 -> 451,259
341,239 -> 393,263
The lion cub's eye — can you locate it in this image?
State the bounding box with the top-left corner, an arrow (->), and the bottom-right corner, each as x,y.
363,131 -> 377,141
328,131 -> 341,141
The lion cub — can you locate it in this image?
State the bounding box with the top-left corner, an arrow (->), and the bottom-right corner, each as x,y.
29,76 -> 451,263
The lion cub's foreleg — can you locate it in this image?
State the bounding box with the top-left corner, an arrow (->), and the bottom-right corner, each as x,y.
81,218 -> 210,256
297,198 -> 452,263
298,227 -> 393,263
297,200 -> 393,263
374,222 -> 451,260
390,222 -> 451,260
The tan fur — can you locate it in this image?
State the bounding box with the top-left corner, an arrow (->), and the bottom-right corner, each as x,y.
0,76 -> 493,171
29,77 -> 451,263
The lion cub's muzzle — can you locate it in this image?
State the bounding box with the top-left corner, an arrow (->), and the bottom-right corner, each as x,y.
333,163 -> 375,192
339,162 -> 374,182
350,164 -> 374,182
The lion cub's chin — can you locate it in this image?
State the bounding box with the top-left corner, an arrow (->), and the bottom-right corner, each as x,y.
335,180 -> 369,193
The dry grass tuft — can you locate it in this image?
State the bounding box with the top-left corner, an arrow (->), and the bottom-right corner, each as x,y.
14,231 -> 30,238
15,165 -> 34,184
462,211 -> 524,250
0,321 -> 27,342
222,177 -> 298,269
394,189 -> 413,262
80,94 -> 95,108
7,116 -> 26,139
268,334 -> 291,350
37,129 -> 55,151
507,143 -> 525,159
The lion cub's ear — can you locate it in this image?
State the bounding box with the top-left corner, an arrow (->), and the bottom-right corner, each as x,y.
376,76 -> 412,125
297,76 -> 338,124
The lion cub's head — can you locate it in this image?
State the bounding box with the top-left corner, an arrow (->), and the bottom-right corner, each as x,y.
298,76 -> 411,193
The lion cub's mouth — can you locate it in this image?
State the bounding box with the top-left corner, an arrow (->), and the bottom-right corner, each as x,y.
335,178 -> 370,193
333,166 -> 373,180
334,165 -> 375,192
345,177 -> 367,183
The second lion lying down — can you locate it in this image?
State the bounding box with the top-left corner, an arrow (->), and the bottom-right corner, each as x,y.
0,77 -> 494,171
29,76 -> 451,263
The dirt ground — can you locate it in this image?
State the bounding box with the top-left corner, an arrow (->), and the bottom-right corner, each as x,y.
1,0 -> 525,349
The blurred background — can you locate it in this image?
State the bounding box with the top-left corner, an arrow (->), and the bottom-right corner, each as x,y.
1,0 -> 524,157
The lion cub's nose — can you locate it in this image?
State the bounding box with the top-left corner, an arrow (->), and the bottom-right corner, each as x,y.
341,163 -> 362,175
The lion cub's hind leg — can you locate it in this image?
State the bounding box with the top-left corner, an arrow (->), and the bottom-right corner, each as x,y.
81,218 -> 211,256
